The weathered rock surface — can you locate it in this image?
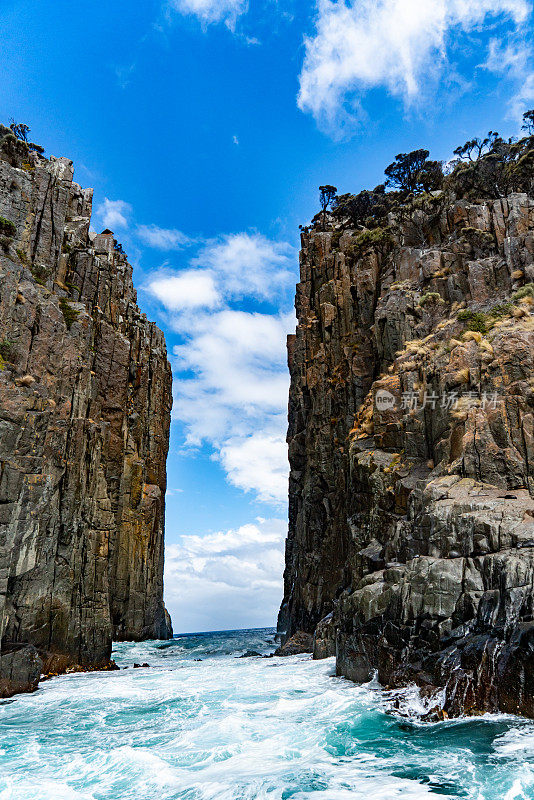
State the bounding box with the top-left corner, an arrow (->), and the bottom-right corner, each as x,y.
0,127 -> 172,697
0,644 -> 42,697
279,188 -> 534,716
274,631 -> 314,656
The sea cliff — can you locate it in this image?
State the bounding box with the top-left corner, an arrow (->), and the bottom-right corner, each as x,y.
279,134 -> 534,716
0,127 -> 172,697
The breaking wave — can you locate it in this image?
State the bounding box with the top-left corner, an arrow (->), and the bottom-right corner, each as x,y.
0,628 -> 532,799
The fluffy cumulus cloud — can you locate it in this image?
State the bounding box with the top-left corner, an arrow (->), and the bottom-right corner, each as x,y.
219,433 -> 289,506
148,270 -> 220,310
136,224 -> 192,250
96,198 -> 131,230
168,0 -> 248,29
298,0 -> 532,133
146,233 -> 296,506
194,233 -> 293,300
172,308 -> 293,504
164,517 -> 286,631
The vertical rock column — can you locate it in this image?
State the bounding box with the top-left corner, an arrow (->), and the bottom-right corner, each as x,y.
0,129 -> 172,694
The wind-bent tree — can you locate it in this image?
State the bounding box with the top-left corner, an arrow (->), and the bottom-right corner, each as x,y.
453,131 -> 500,162
9,120 -> 30,142
319,185 -> 337,230
384,150 -> 442,195
7,119 -> 44,154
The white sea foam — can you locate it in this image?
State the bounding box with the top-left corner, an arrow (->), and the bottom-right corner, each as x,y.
0,629 -> 532,800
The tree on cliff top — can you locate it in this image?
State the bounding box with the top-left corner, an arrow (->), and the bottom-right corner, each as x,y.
9,120 -> 29,142
319,185 -> 337,230
333,185 -> 392,229
522,110 -> 534,135
384,149 -> 443,195
453,131 -> 500,162
7,120 -> 44,155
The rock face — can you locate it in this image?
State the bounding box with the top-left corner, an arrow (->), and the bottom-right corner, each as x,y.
0,644 -> 42,698
274,631 -> 313,656
0,128 -> 172,696
279,188 -> 534,716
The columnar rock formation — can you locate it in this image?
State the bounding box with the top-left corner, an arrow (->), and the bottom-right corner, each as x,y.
0,127 -> 172,696
280,182 -> 534,716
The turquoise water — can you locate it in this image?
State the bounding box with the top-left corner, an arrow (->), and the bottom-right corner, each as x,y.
0,628 -> 533,799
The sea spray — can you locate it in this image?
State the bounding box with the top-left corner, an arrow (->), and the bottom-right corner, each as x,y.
0,629 -> 532,800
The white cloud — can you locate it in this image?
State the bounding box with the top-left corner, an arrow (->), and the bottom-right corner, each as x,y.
137,224 -> 192,250
96,198 -> 131,230
171,308 -> 292,504
148,270 -> 221,310
146,231 -> 296,506
484,38 -> 534,120
219,432 -> 289,505
298,0 -> 531,134
172,309 -> 291,426
194,232 -> 294,300
168,0 -> 248,29
164,517 -> 286,632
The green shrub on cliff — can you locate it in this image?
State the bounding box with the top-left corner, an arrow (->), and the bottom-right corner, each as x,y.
0,339 -> 16,363
0,129 -> 29,168
59,298 -> 79,330
0,236 -> 12,253
513,283 -> 534,301
460,227 -> 495,255
490,302 -> 513,318
348,226 -> 393,259
330,230 -> 342,249
457,310 -> 491,334
30,262 -> 50,285
0,216 -> 16,237
418,292 -> 444,308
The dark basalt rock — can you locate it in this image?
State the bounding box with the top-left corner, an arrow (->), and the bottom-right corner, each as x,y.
0,133 -> 172,697
0,644 -> 42,697
279,188 -> 534,717
274,631 -> 313,656
313,613 -> 336,660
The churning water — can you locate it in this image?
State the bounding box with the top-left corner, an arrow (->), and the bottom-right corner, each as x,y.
0,628 -> 533,799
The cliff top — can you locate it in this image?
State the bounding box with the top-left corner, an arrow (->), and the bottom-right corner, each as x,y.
306,109 -> 534,237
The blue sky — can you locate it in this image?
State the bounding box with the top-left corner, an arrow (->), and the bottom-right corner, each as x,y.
2,0 -> 533,632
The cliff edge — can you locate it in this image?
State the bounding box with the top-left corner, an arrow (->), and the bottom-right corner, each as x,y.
280,130 -> 534,717
0,126 -> 172,697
